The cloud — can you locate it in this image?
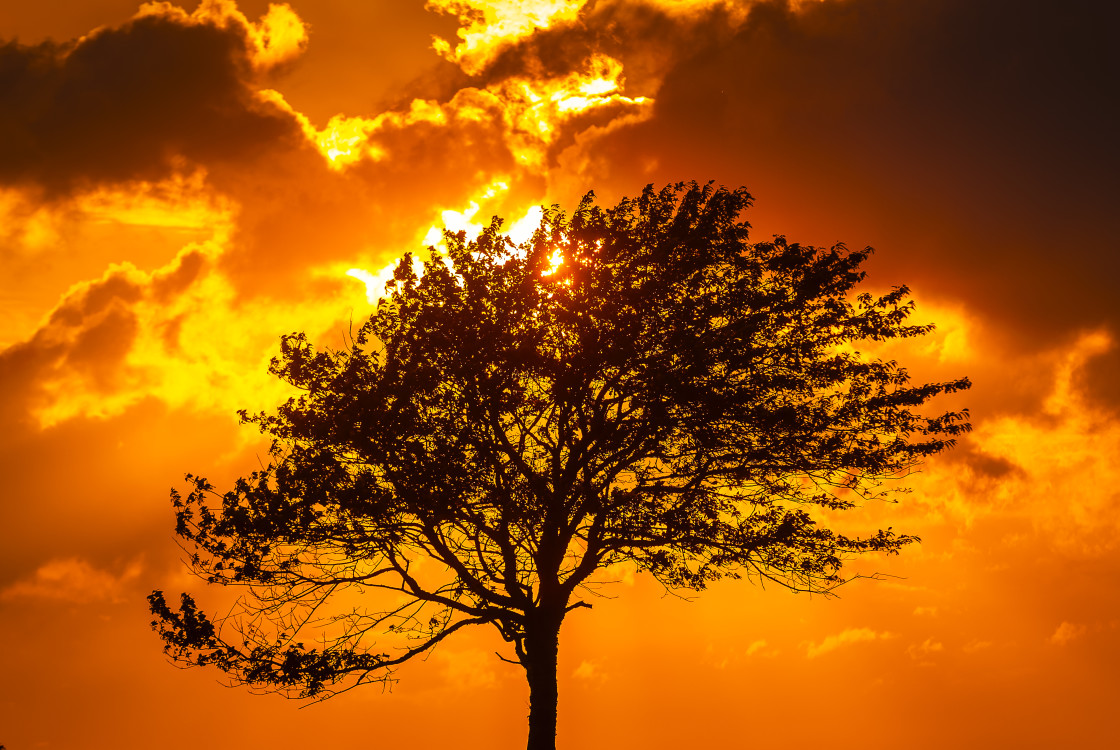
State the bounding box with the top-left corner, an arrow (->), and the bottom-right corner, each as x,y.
0,238 -> 351,431
1049,621 -> 1088,646
887,328 -> 1120,554
0,1 -> 303,197
964,334 -> 1120,552
410,0 -> 1120,404
907,638 -> 944,662
572,660 -> 608,682
437,647 -> 499,689
419,0 -> 1120,422
0,253 -> 198,429
805,627 -> 894,658
473,0 -> 748,97
1,557 -> 142,604
204,42 -> 658,296
135,0 -> 310,70
745,639 -> 778,658
573,0 -> 1120,375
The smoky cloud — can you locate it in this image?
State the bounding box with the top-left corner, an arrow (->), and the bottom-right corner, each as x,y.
0,10 -> 301,198
565,0 -> 1119,378
473,0 -> 745,98
0,260 -> 175,434
411,0 -> 1120,412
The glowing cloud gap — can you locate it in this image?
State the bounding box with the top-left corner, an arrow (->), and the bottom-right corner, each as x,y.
346,267 -> 394,305
427,0 -> 590,75
346,189 -> 545,306
261,49 -> 648,174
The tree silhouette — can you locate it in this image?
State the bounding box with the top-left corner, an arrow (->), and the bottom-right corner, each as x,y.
149,183 -> 969,750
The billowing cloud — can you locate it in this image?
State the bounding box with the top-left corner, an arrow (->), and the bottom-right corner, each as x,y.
408,0 -> 1119,415
0,1 -> 303,197
0,232 -> 382,433
135,1 -> 310,70
468,0 -> 749,96
577,0 -> 1120,366
1,248 -> 209,428
427,0 -> 592,75
902,331 -> 1120,555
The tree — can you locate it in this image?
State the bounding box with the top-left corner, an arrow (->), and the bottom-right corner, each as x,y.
149,182 -> 969,750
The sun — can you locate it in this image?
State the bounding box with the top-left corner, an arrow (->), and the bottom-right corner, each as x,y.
540,247 -> 564,276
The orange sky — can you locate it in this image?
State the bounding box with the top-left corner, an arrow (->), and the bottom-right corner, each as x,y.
2,1 -> 1119,747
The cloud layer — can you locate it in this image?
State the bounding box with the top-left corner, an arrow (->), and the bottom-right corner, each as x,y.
3,1 -> 1120,749
0,2 -> 305,197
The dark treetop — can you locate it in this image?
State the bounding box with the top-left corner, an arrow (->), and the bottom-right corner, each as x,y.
149,182 -> 969,749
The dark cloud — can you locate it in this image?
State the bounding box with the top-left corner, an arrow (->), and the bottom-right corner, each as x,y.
1077,345 -> 1120,415
940,437 -> 1025,483
0,247 -> 216,436
565,0 -> 1118,386
0,11 -> 301,197
467,0 -> 743,98
150,246 -> 207,301
0,266 -> 144,431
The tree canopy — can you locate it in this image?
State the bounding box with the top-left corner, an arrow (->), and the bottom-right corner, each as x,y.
149,182 -> 969,750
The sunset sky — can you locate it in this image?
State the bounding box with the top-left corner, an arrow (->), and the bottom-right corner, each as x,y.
2,0 -> 1118,747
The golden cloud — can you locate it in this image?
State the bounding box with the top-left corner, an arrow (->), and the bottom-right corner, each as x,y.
805,627 -> 895,659
427,0 -> 591,75
135,0 -> 309,70
1049,621 -> 1087,646
1,557 -> 143,604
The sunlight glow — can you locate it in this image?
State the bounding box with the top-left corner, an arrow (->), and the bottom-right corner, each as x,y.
0,189 -> 62,254
247,2 -> 309,68
259,47 -> 645,174
346,256 -> 426,305
256,90 -> 380,169
540,247 -> 564,276
343,185 -> 546,309
422,180 -> 511,248
1043,329 -> 1112,416
490,54 -> 650,168
316,114 -> 380,166
913,329 -> 1120,553
29,243 -> 362,429
506,205 -> 543,246
258,90 -> 449,170
427,0 -> 590,75
346,266 -> 395,305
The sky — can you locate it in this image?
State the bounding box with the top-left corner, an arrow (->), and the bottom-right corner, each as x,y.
1,0 -> 1118,747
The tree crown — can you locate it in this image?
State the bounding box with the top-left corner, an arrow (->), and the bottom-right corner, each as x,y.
150,182 -> 969,700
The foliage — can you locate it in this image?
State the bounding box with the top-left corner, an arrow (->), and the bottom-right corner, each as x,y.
149,182 -> 969,747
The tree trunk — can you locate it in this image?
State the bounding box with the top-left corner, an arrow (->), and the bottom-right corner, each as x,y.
524,615 -> 562,750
